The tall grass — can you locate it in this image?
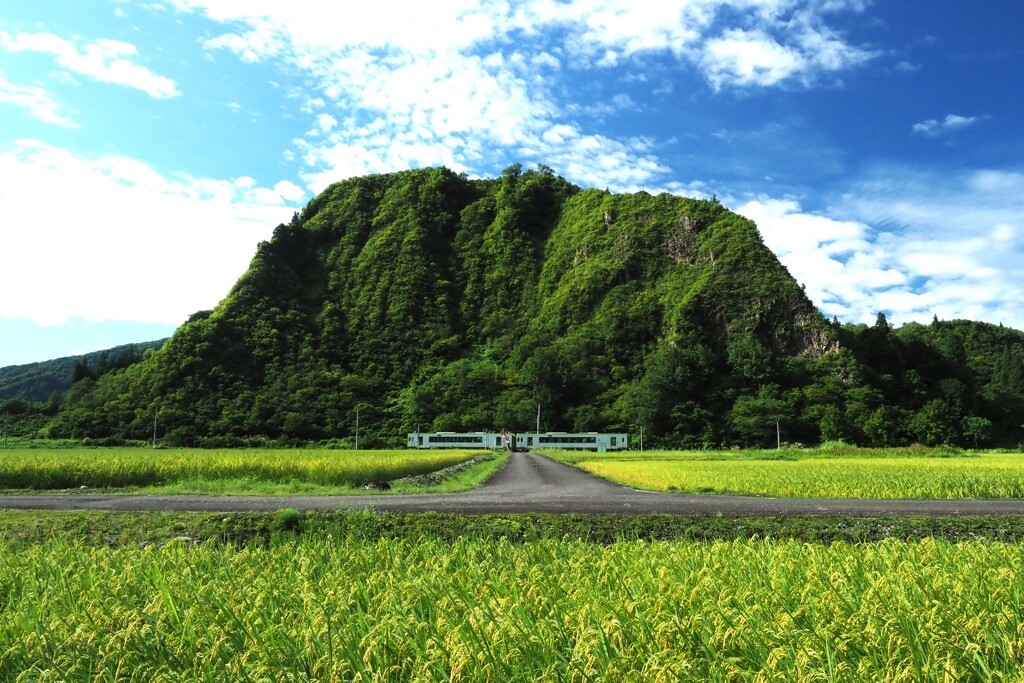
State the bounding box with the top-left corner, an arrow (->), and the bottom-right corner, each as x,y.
0,448 -> 480,490
1,537 -> 1022,680
545,444 -> 983,465
560,451 -> 1024,499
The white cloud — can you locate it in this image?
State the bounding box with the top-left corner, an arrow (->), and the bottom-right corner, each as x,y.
702,29 -> 807,88
163,0 -> 875,193
313,113 -> 337,133
0,140 -> 301,326
545,1 -> 875,85
739,166 -> 1024,330
968,169 -> 1023,193
300,97 -> 325,113
912,113 -> 985,137
536,131 -> 671,191
274,180 -> 306,203
0,32 -> 180,98
699,7 -> 876,90
0,71 -> 78,127
737,197 -> 901,319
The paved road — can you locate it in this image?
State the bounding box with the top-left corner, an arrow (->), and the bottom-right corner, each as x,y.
2,451 -> 1024,516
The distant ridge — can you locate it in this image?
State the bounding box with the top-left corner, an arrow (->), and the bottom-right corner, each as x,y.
0,340 -> 166,402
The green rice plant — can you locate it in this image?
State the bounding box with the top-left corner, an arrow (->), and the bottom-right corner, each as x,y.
1,537 -> 1023,680
0,448 -> 481,491
544,444 -> 983,465
571,451 -> 1024,499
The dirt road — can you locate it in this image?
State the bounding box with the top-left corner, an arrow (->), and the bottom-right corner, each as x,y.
2,451 -> 1024,516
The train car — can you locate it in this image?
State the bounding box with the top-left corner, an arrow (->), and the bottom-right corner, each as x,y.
406,431 -> 499,449
524,432 -> 628,452
408,431 -> 629,452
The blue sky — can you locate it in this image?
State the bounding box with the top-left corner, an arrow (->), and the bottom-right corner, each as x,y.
1,0 -> 1022,367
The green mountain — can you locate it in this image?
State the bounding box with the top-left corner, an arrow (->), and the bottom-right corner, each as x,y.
0,340 -> 165,402
18,165 -> 1024,448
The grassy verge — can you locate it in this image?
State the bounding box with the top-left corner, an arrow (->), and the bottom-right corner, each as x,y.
5,508 -> 1024,547
389,449 -> 509,493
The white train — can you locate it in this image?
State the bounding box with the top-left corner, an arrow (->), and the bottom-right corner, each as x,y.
407,431 -> 629,452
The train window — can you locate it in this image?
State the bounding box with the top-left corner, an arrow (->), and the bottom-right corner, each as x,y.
611,437 -> 617,446
418,436 -> 423,445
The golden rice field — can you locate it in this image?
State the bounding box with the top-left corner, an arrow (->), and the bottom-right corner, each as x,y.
0,448 -> 481,492
572,451 -> 1024,499
1,536 -> 1022,681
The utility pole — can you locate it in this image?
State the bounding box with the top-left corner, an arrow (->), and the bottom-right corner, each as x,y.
536,403 -> 541,435
776,422 -> 781,449
152,407 -> 158,448
355,407 -> 360,450
639,427 -> 643,453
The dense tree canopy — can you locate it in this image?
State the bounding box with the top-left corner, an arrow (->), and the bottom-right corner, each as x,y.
5,166 -> 1023,448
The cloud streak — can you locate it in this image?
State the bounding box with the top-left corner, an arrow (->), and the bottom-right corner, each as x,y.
0,70 -> 77,127
0,32 -> 180,98
912,113 -> 985,136
739,165 -> 1024,331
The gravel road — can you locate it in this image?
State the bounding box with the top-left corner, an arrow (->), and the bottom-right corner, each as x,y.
2,451 -> 1024,516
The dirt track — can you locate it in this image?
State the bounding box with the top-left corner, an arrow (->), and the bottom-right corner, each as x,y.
2,451 -> 1024,516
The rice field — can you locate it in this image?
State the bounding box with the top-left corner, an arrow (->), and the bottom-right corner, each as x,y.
560,450 -> 1024,499
1,535 -> 1022,681
0,448 -> 482,492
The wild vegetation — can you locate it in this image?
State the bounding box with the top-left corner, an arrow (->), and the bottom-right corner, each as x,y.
2,532 -> 1023,680
10,509 -> 1024,547
553,448 -> 1024,499
0,448 -> 485,494
0,340 -> 164,402
2,165 -> 1022,448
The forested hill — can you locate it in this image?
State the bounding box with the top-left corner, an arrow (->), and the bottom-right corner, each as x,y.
0,340 -> 165,402
18,165 -> 1024,448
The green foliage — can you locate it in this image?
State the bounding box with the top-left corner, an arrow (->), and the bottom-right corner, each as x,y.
4,534 -> 1024,679
272,507 -> 302,533
10,509 -> 1024,549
